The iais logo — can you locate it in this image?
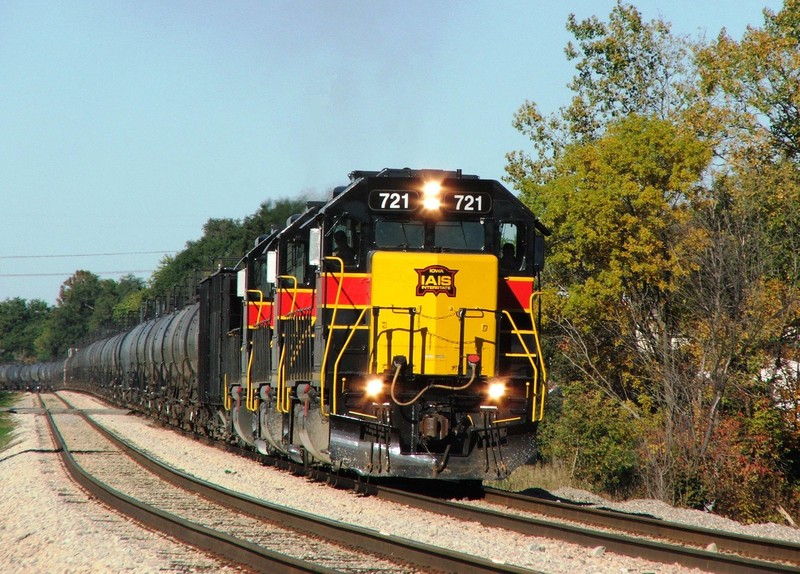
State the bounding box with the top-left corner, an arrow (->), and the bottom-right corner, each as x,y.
415,265 -> 458,297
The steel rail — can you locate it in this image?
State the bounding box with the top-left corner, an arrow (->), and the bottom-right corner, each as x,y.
55,394 -> 542,574
129,410 -> 800,574
371,485 -> 799,574
59,390 -> 800,574
482,486 -> 800,566
40,398 -> 333,574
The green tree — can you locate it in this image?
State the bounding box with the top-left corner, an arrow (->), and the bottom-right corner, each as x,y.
35,271 -> 103,359
530,115 -> 711,500
543,381 -> 640,497
149,217 -> 243,298
0,298 -> 51,362
112,277 -> 147,324
507,1 -> 695,190
149,197 -> 307,299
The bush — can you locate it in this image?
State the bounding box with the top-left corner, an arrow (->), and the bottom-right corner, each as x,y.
540,381 -> 641,498
699,402 -> 791,523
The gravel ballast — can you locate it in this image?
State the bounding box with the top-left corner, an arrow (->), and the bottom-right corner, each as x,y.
0,393 -> 245,574
4,391 -> 799,573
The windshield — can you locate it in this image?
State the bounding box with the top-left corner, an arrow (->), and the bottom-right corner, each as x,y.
374,219 -> 486,251
434,221 -> 485,251
375,220 -> 425,248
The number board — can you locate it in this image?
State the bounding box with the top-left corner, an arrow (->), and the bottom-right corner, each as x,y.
367,189 -> 493,214
368,190 -> 419,212
442,191 -> 492,214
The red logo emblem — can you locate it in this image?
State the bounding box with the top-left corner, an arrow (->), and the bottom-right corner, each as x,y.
415,265 -> 458,297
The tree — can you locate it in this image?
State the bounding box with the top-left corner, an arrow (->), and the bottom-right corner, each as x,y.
530,114 -> 711,500
33,271 -> 149,359
149,197 -> 307,299
507,0 -> 695,191
0,298 -> 51,362
149,217 -> 242,298
696,0 -> 800,162
35,271 -> 103,358
509,2 -> 800,519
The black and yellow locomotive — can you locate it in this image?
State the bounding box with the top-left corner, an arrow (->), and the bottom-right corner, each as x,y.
207,168 -> 549,480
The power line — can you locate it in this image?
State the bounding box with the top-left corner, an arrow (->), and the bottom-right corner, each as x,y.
0,251 -> 175,259
0,270 -> 155,277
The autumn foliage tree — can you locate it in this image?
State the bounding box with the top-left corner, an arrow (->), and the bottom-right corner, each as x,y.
510,1 -> 800,521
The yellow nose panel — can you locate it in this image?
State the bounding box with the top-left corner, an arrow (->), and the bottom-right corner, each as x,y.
370,251 -> 497,376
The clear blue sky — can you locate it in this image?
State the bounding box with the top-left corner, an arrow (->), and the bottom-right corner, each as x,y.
0,1 -> 780,305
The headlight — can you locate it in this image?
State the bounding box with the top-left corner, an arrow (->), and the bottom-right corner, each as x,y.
487,381 -> 506,400
422,181 -> 441,210
365,378 -> 384,398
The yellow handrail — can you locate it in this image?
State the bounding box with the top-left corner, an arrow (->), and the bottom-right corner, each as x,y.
223,373 -> 231,410
319,257 -> 345,416
276,341 -> 288,413
277,275 -> 298,314
272,275 -> 298,415
246,340 -> 257,411
528,291 -> 547,421
243,290 -> 266,412
331,308 -> 368,415
246,289 -> 266,326
528,291 -> 547,383
502,309 -> 541,421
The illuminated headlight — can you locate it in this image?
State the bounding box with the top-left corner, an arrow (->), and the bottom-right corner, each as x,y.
487,381 -> 506,400
422,196 -> 441,210
365,378 -> 384,398
422,181 -> 442,210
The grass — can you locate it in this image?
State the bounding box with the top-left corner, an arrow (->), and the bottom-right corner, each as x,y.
0,391 -> 18,451
486,460 -> 590,494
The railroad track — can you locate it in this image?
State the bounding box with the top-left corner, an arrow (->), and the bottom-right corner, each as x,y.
41,393 -> 540,574
52,390 -> 800,574
372,485 -> 800,574
480,486 -> 800,566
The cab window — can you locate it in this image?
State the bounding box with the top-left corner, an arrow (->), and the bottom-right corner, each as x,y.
434,221 -> 485,251
285,241 -> 307,284
499,222 -> 526,272
375,220 -> 424,249
328,218 -> 362,267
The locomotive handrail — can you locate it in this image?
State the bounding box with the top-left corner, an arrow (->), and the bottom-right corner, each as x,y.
246,340 -> 258,411
223,373 -> 231,411
276,307 -> 315,414
319,257 -> 345,417
276,339 -> 289,413
285,308 -> 315,380
273,275 -> 300,415
501,307 -> 544,422
529,291 -> 547,421
455,306 -> 496,377
246,289 -> 268,328
368,306 -> 418,376
528,292 -> 547,381
330,307 -> 369,416
277,275 -> 298,314
500,309 -> 539,420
